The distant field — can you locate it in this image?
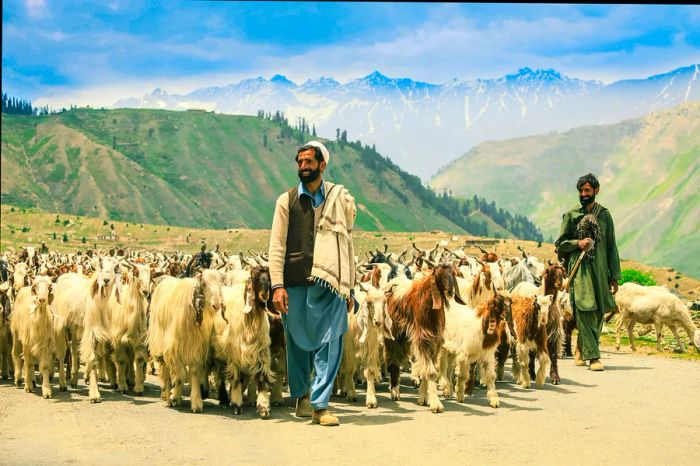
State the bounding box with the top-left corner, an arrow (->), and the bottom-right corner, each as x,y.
2,203 -> 699,298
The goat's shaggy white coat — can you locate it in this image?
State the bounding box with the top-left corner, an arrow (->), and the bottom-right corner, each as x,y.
338,284 -> 392,408
10,276 -> 58,398
54,258 -> 118,402
109,264 -> 150,394
615,282 -> 700,353
215,283 -> 275,417
440,299 -> 501,408
148,269 -> 223,412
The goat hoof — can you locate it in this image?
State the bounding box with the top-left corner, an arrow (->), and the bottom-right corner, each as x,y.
430,403 -> 444,414
43,393 -> 52,399
366,401 -> 377,409
134,391 -> 143,396
347,395 -> 357,402
489,398 -> 500,408
258,406 -> 271,418
59,385 -> 67,392
90,397 -> 102,404
232,404 -> 242,415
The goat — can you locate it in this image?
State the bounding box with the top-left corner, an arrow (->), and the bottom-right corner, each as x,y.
470,262 -> 504,308
510,294 -> 553,388
109,262 -> 151,394
213,266 -> 275,417
338,282 -> 393,408
385,263 -> 467,413
53,256 -> 119,401
614,282 -> 700,353
510,263 -> 566,384
440,288 -> 511,408
0,281 -> 12,379
10,275 -> 57,398
148,269 -> 224,412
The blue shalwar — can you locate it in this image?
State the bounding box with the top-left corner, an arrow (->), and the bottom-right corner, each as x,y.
282,283 -> 348,410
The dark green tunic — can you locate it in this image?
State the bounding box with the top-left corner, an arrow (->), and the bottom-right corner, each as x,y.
555,203 -> 621,360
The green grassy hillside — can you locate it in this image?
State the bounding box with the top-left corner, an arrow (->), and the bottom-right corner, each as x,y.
2,108 -> 465,233
2,108 -> 545,240
429,102 -> 700,277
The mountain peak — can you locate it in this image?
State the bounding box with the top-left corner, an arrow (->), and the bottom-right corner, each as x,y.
507,67 -> 564,82
270,74 -> 296,86
363,71 -> 392,85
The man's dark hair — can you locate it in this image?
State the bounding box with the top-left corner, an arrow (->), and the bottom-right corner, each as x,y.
295,144 -> 324,163
576,173 -> 600,190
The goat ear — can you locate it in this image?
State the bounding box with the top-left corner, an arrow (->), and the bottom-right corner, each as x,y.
358,308 -> 369,344
91,279 -> 101,298
430,275 -> 442,311
383,312 -> 394,341
487,304 -> 497,335
48,288 -> 54,305
243,278 -> 254,314
453,276 -> 467,305
192,280 -> 205,324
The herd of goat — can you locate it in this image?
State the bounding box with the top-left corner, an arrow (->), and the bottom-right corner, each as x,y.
0,242 -> 698,417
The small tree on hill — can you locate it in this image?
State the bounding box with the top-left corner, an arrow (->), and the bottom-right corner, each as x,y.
62,233 -> 68,242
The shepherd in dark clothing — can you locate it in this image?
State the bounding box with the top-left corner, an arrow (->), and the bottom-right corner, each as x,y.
555,173 -> 621,371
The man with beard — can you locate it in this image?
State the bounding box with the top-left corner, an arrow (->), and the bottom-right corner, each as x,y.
268,141 -> 357,426
555,173 -> 621,371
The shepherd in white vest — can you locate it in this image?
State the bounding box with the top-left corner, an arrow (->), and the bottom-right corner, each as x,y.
268,140 -> 357,426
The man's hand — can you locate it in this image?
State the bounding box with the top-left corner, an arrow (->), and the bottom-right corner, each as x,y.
609,279 -> 619,295
577,238 -> 594,251
272,287 -> 289,315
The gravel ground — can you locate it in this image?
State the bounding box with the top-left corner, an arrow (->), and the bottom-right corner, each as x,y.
1,348 -> 699,466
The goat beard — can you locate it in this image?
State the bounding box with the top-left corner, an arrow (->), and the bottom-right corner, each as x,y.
298,167 -> 321,183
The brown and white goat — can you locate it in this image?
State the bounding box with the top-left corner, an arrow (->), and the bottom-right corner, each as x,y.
470,262 -> 505,308
510,294 -> 553,388
440,288 -> 511,408
511,263 -> 566,384
385,263 -> 467,413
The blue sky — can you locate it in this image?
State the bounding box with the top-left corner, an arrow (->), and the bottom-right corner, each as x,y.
3,1 -> 700,107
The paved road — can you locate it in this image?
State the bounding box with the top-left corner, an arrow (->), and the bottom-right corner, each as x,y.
1,349 -> 699,466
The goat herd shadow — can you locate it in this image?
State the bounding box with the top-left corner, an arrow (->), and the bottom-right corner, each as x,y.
4,355 -> 656,427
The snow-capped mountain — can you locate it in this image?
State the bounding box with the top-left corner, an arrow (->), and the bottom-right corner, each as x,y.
113,64 -> 700,179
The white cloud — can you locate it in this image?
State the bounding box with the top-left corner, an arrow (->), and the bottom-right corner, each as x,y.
25,0 -> 47,19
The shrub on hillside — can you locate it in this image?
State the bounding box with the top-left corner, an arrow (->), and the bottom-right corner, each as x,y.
620,269 -> 656,286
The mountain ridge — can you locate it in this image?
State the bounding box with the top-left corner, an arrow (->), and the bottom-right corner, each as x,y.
113,64 -> 700,179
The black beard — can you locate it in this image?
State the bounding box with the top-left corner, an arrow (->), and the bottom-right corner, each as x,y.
298,167 -> 321,183
580,194 -> 596,206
